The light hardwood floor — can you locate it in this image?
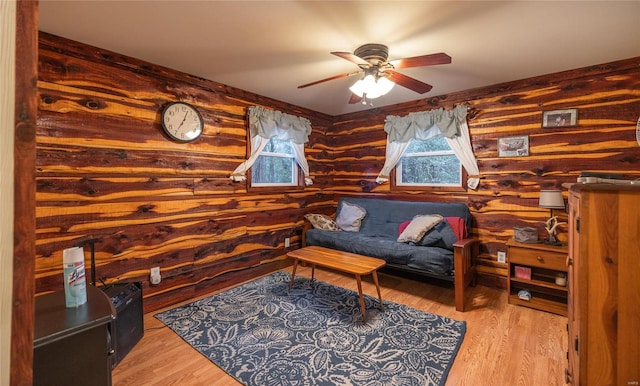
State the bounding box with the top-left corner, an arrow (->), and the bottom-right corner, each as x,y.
112,265 -> 568,385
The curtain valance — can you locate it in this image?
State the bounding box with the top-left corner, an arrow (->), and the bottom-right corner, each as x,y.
248,105 -> 312,144
384,105 -> 468,142
376,105 -> 480,190
231,106 -> 313,185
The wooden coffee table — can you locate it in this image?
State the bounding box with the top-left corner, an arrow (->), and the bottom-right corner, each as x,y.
287,246 -> 386,322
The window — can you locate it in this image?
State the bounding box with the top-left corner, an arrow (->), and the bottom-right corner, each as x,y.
251,137 -> 299,187
230,106 -> 312,188
394,136 -> 463,188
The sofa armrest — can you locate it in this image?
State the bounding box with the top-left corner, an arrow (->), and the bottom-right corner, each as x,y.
453,237 -> 479,312
301,219 -> 312,247
452,237 -> 478,251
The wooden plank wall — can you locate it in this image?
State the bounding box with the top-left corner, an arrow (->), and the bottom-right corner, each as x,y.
35,31 -> 640,310
35,32 -> 335,312
327,57 -> 640,287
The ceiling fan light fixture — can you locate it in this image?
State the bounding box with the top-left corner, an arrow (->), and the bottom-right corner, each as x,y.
349,79 -> 365,97
362,74 -> 381,98
377,76 -> 395,95
349,74 -> 395,99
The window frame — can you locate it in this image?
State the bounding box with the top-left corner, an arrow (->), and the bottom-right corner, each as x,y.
247,136 -> 305,192
390,137 -> 467,192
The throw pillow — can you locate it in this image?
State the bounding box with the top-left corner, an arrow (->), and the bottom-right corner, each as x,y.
304,214 -> 340,231
335,201 -> 367,232
398,220 -> 411,236
417,223 -> 445,246
417,221 -> 458,250
397,214 -> 443,243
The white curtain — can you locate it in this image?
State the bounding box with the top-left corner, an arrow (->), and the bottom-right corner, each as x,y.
376,105 -> 481,190
444,119 -> 480,189
230,106 -> 313,185
290,142 -> 312,185
230,135 -> 269,181
375,125 -> 440,183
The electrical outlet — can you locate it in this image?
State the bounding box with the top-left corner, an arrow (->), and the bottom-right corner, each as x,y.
284,237 -> 290,248
150,267 -> 161,285
497,251 -> 507,264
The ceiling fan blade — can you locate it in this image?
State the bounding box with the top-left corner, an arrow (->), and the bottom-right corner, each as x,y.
297,71 -> 360,89
388,52 -> 451,69
348,93 -> 363,104
331,51 -> 370,66
386,70 -> 433,94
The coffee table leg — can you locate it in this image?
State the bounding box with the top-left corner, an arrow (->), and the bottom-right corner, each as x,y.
372,271 -> 384,310
289,258 -> 298,292
310,264 -> 315,282
355,274 -> 366,322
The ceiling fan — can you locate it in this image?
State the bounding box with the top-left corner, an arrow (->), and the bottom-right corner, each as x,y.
298,43 -> 451,104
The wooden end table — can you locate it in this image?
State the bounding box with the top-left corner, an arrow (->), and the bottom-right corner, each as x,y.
287,246 -> 386,322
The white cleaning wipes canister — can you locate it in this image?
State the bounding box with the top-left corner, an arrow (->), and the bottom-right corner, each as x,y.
62,246 -> 87,307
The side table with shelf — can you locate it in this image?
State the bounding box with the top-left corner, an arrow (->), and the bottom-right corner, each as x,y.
34,285 -> 116,386
506,239 -> 569,316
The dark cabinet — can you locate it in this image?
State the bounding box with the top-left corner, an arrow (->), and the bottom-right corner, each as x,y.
34,285 -> 115,386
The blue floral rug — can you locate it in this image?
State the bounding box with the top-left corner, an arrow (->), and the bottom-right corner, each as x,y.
155,271 -> 465,386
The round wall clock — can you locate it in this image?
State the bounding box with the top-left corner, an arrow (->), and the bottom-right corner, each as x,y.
161,102 -> 204,142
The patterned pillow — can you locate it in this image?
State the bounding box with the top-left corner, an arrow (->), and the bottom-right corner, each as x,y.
335,202 -> 367,232
304,214 -> 341,231
397,214 -> 444,243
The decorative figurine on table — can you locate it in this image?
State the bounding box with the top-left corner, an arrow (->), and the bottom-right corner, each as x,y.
544,216 -> 566,246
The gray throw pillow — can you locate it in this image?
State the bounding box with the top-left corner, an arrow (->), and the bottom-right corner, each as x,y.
335,202 -> 367,232
417,221 -> 458,250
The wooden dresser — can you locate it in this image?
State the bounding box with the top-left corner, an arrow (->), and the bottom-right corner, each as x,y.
565,184 -> 640,385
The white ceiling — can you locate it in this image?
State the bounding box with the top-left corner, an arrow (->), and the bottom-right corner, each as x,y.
38,1 -> 640,116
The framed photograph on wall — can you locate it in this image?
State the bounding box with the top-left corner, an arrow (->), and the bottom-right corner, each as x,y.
498,135 -> 529,157
542,108 -> 578,127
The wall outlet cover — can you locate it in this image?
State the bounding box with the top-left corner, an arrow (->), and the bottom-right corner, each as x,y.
497,251 -> 507,263
150,267 -> 161,285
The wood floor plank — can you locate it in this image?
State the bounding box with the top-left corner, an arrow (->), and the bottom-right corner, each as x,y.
112,266 -> 567,385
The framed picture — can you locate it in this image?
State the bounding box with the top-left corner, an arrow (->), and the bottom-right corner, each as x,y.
542,108 -> 578,127
498,135 -> 529,157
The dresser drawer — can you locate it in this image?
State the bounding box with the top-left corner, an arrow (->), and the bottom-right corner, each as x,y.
509,246 -> 566,271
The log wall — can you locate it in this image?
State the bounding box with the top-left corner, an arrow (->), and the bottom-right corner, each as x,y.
36,31 -> 640,310
327,57 -> 640,287
36,33 -> 334,311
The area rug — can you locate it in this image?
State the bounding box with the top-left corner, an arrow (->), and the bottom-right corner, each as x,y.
155,271 -> 466,386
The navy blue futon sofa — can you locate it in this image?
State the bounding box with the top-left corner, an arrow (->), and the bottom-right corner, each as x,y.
303,197 -> 479,312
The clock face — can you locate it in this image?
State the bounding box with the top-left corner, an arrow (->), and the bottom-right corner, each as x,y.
161,102 -> 204,142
